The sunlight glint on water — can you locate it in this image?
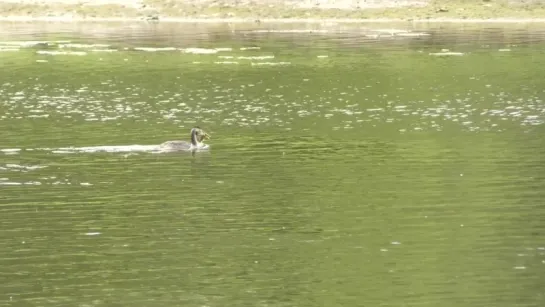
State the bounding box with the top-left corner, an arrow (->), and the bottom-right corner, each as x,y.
1,22 -> 545,307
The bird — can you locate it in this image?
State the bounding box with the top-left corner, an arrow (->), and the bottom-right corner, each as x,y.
158,127 -> 211,152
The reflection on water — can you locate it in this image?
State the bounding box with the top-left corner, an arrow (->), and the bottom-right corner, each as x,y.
1,22 -> 545,307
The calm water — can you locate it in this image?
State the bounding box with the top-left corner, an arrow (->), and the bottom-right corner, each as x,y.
1,21 -> 545,307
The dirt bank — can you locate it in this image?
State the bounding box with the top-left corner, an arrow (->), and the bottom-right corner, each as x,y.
1,0 -> 545,22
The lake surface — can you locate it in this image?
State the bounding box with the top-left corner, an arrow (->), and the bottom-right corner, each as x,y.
1,21 -> 545,307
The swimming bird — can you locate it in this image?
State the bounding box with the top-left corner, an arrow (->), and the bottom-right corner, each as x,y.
158,127 -> 211,152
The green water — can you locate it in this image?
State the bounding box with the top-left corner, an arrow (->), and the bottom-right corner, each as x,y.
1,22 -> 545,307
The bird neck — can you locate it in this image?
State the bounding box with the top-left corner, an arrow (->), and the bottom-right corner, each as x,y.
190,129 -> 199,146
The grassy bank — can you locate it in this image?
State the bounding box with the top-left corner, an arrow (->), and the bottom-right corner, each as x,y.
1,0 -> 545,21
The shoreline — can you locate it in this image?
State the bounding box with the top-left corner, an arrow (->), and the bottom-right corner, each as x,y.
2,16 -> 545,24
2,0 -> 545,25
